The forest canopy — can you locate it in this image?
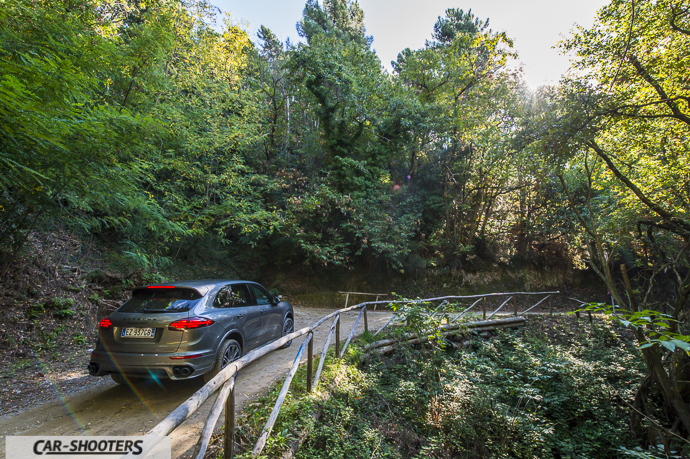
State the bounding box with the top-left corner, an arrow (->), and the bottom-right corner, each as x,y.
1,0 -> 689,449
0,0 -> 687,293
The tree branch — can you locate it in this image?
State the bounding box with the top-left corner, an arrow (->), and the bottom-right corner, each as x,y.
587,140 -> 690,237
670,5 -> 690,36
628,55 -> 690,126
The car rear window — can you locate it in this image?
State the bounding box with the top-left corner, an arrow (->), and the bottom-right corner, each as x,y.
118,288 -> 203,313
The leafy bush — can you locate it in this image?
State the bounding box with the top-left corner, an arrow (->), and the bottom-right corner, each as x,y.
290,316 -> 646,458
26,303 -> 45,320
46,297 -> 76,320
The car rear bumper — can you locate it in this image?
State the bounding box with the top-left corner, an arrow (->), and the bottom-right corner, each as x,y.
88,350 -> 215,380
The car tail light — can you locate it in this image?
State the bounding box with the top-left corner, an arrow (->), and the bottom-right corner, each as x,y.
168,317 -> 215,330
99,318 -> 112,329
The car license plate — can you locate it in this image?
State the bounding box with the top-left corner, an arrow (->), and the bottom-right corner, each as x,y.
121,327 -> 155,338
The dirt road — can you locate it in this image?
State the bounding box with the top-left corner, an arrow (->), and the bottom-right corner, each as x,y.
0,307 -> 393,458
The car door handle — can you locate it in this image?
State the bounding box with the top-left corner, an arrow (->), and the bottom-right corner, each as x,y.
236,313 -> 244,319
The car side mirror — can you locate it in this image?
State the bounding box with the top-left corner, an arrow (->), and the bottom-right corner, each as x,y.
272,295 -> 282,305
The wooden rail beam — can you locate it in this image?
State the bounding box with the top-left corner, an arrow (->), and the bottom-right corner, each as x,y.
364,306 -> 368,333
340,306 -> 365,358
307,336 -> 313,393
487,296 -> 513,320
373,313 -> 397,336
456,298 -> 484,320
521,295 -> 551,315
313,316 -> 339,390
252,332 -> 313,457
335,316 -> 341,358
148,327 -> 310,444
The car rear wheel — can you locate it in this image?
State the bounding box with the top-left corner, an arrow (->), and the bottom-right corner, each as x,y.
111,373 -> 125,385
203,339 -> 242,383
280,316 -> 294,349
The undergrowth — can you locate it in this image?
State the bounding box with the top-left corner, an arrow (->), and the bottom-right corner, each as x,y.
229,316 -> 651,458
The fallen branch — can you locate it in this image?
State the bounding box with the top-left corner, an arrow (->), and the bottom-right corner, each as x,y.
371,320 -> 526,355
365,317 -> 526,350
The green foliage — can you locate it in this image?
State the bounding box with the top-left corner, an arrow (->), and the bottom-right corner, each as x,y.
237,317 -> 646,458
0,0 -> 571,276
45,297 -> 75,310
580,303 -> 690,352
72,332 -> 88,345
46,297 -> 76,320
26,303 -> 46,320
0,0 -> 262,268
0,0 -> 168,253
524,0 -> 690,438
297,0 -> 371,47
1,0 -> 686,340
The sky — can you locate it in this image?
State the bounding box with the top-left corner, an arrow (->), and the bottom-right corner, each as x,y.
213,0 -> 609,89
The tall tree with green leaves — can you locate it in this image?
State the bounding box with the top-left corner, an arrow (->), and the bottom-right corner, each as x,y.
393,9 -> 519,268
530,0 -> 690,442
0,0 -> 172,264
244,0 -> 423,269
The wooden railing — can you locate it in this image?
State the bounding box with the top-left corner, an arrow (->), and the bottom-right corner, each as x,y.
338,291 -> 388,309
142,290 -> 562,458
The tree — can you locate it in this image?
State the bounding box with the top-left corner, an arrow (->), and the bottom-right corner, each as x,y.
0,0 -> 168,263
531,0 -> 690,443
392,9 -> 520,268
0,0 -> 266,272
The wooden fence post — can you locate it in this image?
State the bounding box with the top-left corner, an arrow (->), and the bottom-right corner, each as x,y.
514,296 -> 518,316
335,315 -> 340,358
364,306 -> 368,333
307,337 -> 313,393
482,297 -> 487,320
224,378 -> 235,459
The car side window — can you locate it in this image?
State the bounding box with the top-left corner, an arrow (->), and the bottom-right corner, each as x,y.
213,285 -> 251,308
250,285 -> 272,305
213,287 -> 231,308
230,284 -> 251,307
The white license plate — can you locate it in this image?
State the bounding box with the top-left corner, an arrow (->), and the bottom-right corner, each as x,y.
121,327 -> 155,338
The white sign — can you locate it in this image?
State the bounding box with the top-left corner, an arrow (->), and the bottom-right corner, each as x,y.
5,436 -> 170,459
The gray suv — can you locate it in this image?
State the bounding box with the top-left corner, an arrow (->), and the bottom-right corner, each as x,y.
88,280 -> 294,384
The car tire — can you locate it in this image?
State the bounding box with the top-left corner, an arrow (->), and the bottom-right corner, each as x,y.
203,339 -> 242,383
280,316 -> 294,349
111,373 -> 125,385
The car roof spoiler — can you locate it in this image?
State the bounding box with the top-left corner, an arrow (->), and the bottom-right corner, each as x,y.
133,285 -> 209,297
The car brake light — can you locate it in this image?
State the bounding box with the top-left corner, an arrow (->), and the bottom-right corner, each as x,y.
99,318 -> 112,329
168,317 -> 215,330
169,354 -> 203,360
